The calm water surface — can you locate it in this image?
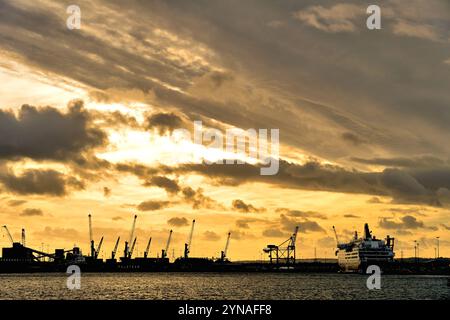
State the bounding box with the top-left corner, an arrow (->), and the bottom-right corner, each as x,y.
0,273 -> 448,300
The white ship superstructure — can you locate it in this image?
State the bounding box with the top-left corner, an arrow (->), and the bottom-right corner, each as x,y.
334,224 -> 395,272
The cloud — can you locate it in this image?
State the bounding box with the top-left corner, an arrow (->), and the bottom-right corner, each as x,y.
0,168 -> 84,196
7,199 -> 27,207
378,215 -> 437,231
167,217 -> 189,227
351,156 -> 447,168
165,159 -> 448,206
235,218 -> 265,229
229,229 -> 255,240
231,199 -> 264,213
392,20 -> 442,42
146,112 -> 184,135
103,187 -> 112,198
112,216 -> 123,221
440,224 -> 450,230
34,226 -> 80,240
144,176 -> 180,194
317,236 -> 336,248
367,197 -> 382,204
280,214 -> 325,233
276,208 -> 327,219
343,214 -> 360,218
203,231 -> 221,241
20,208 -> 43,216
181,186 -> 224,210
293,4 -> 362,33
341,132 -> 366,146
262,228 -> 287,238
0,101 -> 107,161
137,200 -> 171,211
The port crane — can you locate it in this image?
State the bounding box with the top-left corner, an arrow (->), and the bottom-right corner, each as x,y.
111,236 -> 120,259
89,214 -> 95,258
184,220 -> 195,259
124,215 -> 137,258
263,226 -> 298,266
2,225 -> 14,245
128,237 -> 137,258
161,230 -> 172,259
144,237 -> 152,258
332,226 -> 340,245
88,214 -> 104,259
220,232 -> 231,262
95,236 -> 104,259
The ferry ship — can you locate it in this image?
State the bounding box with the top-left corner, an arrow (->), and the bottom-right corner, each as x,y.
334,223 -> 395,272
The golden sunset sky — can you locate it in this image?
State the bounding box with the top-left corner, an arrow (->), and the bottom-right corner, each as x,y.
0,0 -> 449,260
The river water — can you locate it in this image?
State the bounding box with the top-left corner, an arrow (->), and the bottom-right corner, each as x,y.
0,273 -> 448,300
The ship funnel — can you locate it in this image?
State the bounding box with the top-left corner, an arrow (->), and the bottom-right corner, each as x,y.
364,223 -> 371,239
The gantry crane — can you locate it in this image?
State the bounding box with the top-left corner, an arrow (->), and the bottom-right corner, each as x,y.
263,226 -> 298,266
220,232 -> 231,262
184,220 -> 195,259
124,215 -> 137,258
161,230 -> 172,259
144,237 -> 152,258
111,236 -> 120,259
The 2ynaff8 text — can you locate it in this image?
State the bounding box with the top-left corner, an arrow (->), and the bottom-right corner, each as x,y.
178,304 -> 272,317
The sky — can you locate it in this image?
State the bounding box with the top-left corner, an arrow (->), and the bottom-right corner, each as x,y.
0,0 -> 449,260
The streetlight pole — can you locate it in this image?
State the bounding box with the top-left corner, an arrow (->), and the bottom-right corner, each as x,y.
417,242 -> 420,260
436,237 -> 440,259
414,240 -> 417,263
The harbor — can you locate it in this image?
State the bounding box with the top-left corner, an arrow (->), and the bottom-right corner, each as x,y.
1,216 -> 448,275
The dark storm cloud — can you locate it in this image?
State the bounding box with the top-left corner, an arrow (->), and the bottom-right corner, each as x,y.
0,168 -> 84,196
166,159 -> 449,206
137,200 -> 171,211
1,0 -> 450,171
2,0 -> 449,213
351,156 -> 448,168
0,101 -> 107,161
378,215 -> 437,231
